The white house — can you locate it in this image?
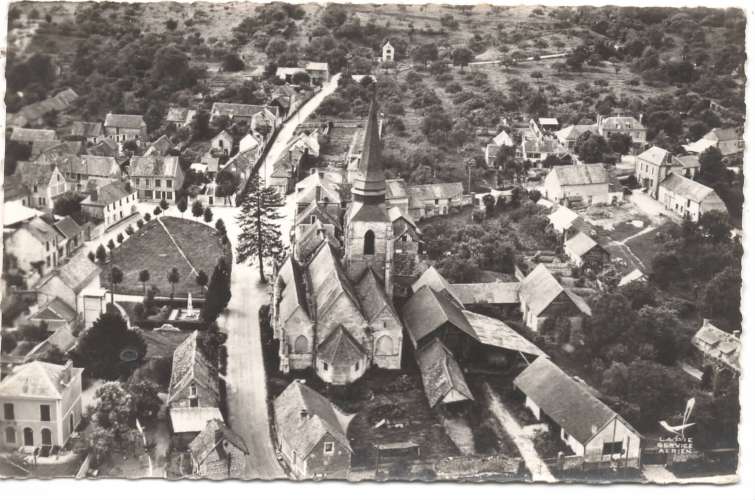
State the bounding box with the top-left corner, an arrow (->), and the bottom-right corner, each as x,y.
543,164 -> 611,206
635,146 -> 701,199
381,40 -> 395,63
514,357 -> 642,465
211,130 -> 234,156
80,181 -> 138,228
658,173 -> 728,222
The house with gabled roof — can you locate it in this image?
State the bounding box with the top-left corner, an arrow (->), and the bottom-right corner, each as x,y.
514,357 -> 641,465
683,128 -> 743,157
210,103 -> 281,131
519,264 -> 592,336
564,231 -> 609,269
596,114 -> 647,149
554,123 -> 597,152
4,216 -> 63,277
168,331 -> 221,409
211,130 -> 234,156
274,380 -> 354,479
658,173 -> 727,222
7,89 -> 79,128
53,215 -> 85,257
691,319 -> 740,390
14,161 -> 68,210
26,297 -> 77,333
129,155 -> 184,201
406,182 -> 465,220
35,251 -> 100,321
543,163 -> 611,206
10,127 -> 57,146
80,180 -> 138,227
103,113 -> 147,145
0,360 -> 84,450
381,40 -> 395,63
70,121 -> 104,142
165,107 -> 196,128
410,266 -> 464,307
416,339 -> 474,408
636,146 -> 702,199
145,134 -> 174,156
61,154 -> 122,191
188,419 -> 248,479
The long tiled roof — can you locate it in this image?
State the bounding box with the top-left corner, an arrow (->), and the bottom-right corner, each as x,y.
130,155 -> 181,178
401,285 -> 477,346
274,380 -> 353,458
407,182 -> 463,208
552,163 -> 608,186
448,282 -> 520,305
659,173 -> 722,204
411,266 -> 463,306
104,113 -> 145,129
70,121 -> 104,137
0,361 -> 83,400
82,181 -> 132,206
211,102 -> 277,119
385,178 -> 408,199
276,256 -> 310,323
515,357 -> 638,445
42,251 -> 100,294
307,242 -> 363,321
168,331 -> 221,406
170,407 -> 224,434
519,264 -> 591,317
462,310 -> 544,357
355,268 -> 399,322
318,325 -> 367,366
11,127 -> 57,143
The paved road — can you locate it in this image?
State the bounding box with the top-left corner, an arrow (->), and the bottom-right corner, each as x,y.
484,383 -> 557,483
216,74 -> 342,479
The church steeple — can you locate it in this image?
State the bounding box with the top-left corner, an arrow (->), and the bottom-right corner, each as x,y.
351,96 -> 385,204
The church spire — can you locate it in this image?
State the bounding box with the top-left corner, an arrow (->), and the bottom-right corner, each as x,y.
351,95 -> 385,203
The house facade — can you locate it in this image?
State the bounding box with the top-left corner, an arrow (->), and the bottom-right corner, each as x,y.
188,419 -> 248,479
635,146 -> 701,199
129,155 -> 184,201
35,252 -> 101,319
381,41 -> 395,63
0,361 -> 84,450
16,162 -> 68,211
543,164 -> 610,206
80,181 -> 138,228
519,264 -> 591,336
103,113 -> 147,145
4,216 -> 62,276
62,155 -> 122,192
596,115 -> 647,149
658,174 -> 727,222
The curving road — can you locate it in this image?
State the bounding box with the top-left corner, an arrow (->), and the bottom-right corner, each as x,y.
218,74 -> 341,479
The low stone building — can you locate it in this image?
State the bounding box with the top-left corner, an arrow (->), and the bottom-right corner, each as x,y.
657,173 -> 727,222
563,231 -> 609,270
543,164 -> 611,206
188,419 -> 248,479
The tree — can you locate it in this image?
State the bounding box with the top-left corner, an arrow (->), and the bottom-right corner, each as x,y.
651,252 -> 683,287
96,244 -> 107,264
53,192 -> 84,217
608,132 -> 633,155
203,207 -> 214,223
697,146 -> 725,185
74,313 -> 146,380
215,218 -> 226,235
88,382 -> 135,446
109,266 -> 124,304
698,266 -> 741,329
197,322 -> 228,367
411,44 -> 438,67
167,267 -> 180,299
202,258 -> 232,322
153,206 -> 162,216
165,19 -> 178,31
159,199 -> 169,211
144,213 -> 152,222
88,251 -> 96,262
125,380 -> 161,422
192,200 -> 204,218
107,239 -> 115,250
236,174 -> 284,283
699,210 -> 730,242
117,233 -> 125,244
195,270 -> 209,292
574,131 -> 610,163
222,53 -> 245,72
177,197 -> 188,218
138,270 -> 150,295
451,47 -> 474,71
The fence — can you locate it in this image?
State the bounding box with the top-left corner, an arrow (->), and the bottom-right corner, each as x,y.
350,454 -> 524,481
544,453 -> 641,472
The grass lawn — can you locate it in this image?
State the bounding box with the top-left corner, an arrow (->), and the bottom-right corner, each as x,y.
626,222 -> 676,271
102,216 -> 230,298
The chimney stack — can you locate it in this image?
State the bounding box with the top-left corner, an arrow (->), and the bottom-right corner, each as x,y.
61,360 -> 73,385
702,318 -> 710,327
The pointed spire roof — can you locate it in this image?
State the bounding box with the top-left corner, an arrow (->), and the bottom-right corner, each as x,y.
351,95 -> 386,203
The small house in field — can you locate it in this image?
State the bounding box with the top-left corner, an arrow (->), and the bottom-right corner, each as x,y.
657,173 -> 727,223
563,231 -> 609,269
103,113 -> 147,145
543,164 -> 611,206
683,128 -> 743,157
381,40 -> 395,63
514,357 -> 642,467
415,338 -> 474,408
274,380 -> 354,479
188,419 -> 248,479
211,130 -> 234,156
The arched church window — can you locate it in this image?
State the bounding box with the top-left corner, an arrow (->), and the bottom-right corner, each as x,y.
376,335 -> 394,356
364,230 -> 375,255
294,335 -> 309,354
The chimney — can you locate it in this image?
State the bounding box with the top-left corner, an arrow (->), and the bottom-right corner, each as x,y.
315,185 -> 322,202
61,360 -> 73,385
638,113 -> 644,125
702,318 -> 709,327
318,171 -> 324,179
299,409 -> 310,421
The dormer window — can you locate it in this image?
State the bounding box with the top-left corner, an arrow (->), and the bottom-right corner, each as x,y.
324,442 -> 334,455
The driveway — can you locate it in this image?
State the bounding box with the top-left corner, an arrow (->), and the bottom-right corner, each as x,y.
628,190 -> 681,225
484,384 -> 556,482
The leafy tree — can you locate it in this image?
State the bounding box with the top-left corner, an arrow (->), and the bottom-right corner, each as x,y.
202,258 -> 232,322
235,174 -> 284,283
144,213 -> 152,222
53,192 -> 84,217
651,253 -> 683,287
215,218 -> 226,235
608,132 -> 633,155
138,270 -> 150,295
411,44 -> 438,67
117,233 -> 124,244
125,380 -> 161,422
203,207 -> 214,223
35,345 -> 68,364
167,267 -> 180,299
165,19 -> 178,31
109,266 -> 123,303
153,206 -> 162,216
88,382 -> 135,446
697,146 -> 725,185
192,200 -> 204,218
699,210 -> 730,242
177,197 -> 188,217
222,53 -> 245,72
159,199 -> 169,211
451,47 -> 474,71
96,244 -> 107,264
88,251 -> 96,262
698,266 -> 741,329
107,239 -> 115,250
574,131 -> 610,163
197,322 -> 228,367
74,313 -> 146,380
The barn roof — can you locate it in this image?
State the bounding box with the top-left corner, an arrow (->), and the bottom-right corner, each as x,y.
401,285 -> 477,346
416,339 -> 474,407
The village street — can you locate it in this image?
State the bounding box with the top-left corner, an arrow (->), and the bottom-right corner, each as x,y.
215,74 -> 341,479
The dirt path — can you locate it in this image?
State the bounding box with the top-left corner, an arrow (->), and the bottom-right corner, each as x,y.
483,384 -> 556,483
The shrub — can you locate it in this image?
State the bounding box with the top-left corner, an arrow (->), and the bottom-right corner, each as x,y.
137,219 -> 145,228
153,206 -> 162,216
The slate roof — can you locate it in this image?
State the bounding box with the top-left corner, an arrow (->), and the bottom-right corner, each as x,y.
318,326 -> 367,367
519,264 -> 591,317
11,128 -> 57,143
637,146 -> 669,165
515,357 -> 638,445
274,380 -> 353,458
407,182 -> 464,208
276,256 -> 310,323
355,268 -> 399,322
307,242 -> 363,321
448,282 -> 521,305
599,116 -> 645,131
492,129 -> 514,147
552,163 -> 608,186
87,138 -> 119,157
31,140 -> 63,158
170,407 -> 224,434
416,339 -> 474,408
0,361 -> 83,400
37,251 -> 99,294
211,102 -> 277,119
130,155 -> 181,178
411,266 -> 463,306
659,173 -> 722,204
4,174 -> 32,202
146,135 -> 174,156
564,231 -> 600,257
53,216 -> 83,240
70,121 -> 104,137
104,113 -> 146,129
385,178 -> 408,199
20,216 -> 59,244
73,155 -> 121,177
82,181 -> 132,206
401,285 -> 478,346
30,297 -> 77,323
8,89 -> 79,127
351,97 -> 386,197
555,124 -> 597,143
692,320 -> 740,372
189,419 -> 249,466
462,310 -> 544,358
168,331 -> 221,406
